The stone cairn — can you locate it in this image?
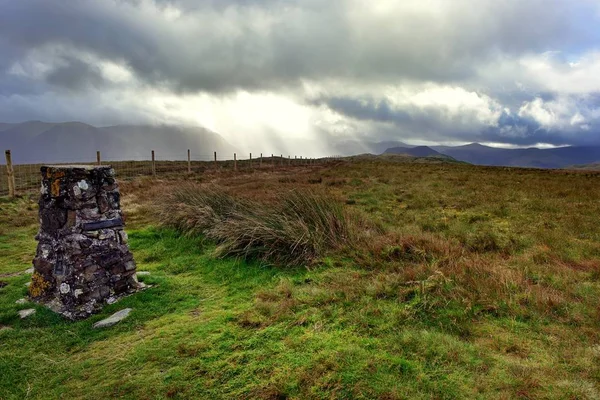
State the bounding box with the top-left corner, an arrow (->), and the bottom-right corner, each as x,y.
29,165 -> 141,319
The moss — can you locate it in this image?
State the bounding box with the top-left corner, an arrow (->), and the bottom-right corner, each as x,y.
28,272 -> 51,298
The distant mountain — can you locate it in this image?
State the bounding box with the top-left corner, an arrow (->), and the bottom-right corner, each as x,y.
0,121 -> 235,164
566,162 -> 600,171
430,143 -> 600,169
332,140 -> 413,156
384,145 -> 443,158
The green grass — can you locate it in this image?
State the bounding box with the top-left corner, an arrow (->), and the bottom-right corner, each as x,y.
2,160 -> 600,399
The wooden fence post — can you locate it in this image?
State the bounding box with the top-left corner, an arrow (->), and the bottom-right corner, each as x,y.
260,153 -> 263,168
234,153 -> 237,171
151,150 -> 156,177
5,150 -> 15,198
280,154 -> 283,166
214,151 -> 217,169
96,151 -> 101,166
249,153 -> 252,169
187,149 -> 191,174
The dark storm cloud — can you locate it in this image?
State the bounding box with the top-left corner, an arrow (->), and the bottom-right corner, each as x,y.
1,0 -> 600,146
3,0 -> 596,93
45,57 -> 107,91
316,94 -> 600,146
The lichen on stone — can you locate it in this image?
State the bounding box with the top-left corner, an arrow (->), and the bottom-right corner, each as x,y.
28,272 -> 51,298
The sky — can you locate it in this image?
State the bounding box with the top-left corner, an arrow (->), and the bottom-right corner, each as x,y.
1,0 -> 600,151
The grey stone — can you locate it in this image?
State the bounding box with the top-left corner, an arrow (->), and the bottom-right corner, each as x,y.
92,308 -> 132,328
18,309 -> 36,319
136,271 -> 151,276
15,298 -> 27,305
124,260 -> 136,272
24,268 -> 34,275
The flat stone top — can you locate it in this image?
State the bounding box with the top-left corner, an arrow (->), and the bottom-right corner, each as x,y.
43,165 -> 111,170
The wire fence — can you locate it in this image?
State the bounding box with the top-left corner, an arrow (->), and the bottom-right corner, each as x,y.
0,150 -> 341,197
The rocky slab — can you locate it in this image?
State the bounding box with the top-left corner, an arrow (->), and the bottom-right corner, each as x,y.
18,309 -> 36,319
92,308 -> 132,329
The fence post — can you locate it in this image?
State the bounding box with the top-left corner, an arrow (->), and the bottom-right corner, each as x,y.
249,153 -> 252,169
214,151 -> 217,169
260,153 -> 263,168
234,153 -> 237,171
187,149 -> 191,174
151,150 -> 156,177
280,154 -> 283,166
271,154 -> 274,169
96,151 -> 101,166
5,150 -> 15,198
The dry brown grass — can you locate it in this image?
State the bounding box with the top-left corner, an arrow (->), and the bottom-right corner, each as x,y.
154,182 -> 359,266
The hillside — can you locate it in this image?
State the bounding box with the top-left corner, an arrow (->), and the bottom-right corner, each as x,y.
0,121 -> 235,164
348,152 -> 463,165
2,160 -> 600,398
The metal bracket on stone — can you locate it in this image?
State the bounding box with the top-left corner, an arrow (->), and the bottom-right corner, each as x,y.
81,218 -> 124,231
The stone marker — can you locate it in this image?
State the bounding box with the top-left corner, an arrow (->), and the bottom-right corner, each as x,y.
29,165 -> 141,320
18,309 -> 36,319
92,308 -> 132,329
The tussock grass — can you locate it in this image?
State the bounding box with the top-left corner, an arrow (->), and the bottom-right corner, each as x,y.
157,184 -> 356,266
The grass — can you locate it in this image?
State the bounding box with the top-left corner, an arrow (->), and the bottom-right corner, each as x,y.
156,184 -> 358,266
1,160 -> 600,398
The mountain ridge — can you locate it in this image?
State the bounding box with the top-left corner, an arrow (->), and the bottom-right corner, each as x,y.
0,120 -> 236,164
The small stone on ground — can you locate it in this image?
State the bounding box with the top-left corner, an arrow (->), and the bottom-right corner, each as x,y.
24,282 -> 31,287
24,268 -> 34,274
18,309 -> 36,319
93,308 -> 132,329
15,298 -> 27,305
136,271 -> 151,276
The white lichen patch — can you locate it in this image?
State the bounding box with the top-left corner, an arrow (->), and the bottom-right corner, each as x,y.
77,180 -> 89,190
59,283 -> 70,294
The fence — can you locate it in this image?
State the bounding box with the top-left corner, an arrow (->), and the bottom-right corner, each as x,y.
0,149 -> 341,197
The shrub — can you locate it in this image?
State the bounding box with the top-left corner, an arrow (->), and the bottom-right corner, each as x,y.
156,184 -> 356,266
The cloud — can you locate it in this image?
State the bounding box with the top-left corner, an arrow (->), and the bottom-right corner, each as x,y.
1,0 -> 600,147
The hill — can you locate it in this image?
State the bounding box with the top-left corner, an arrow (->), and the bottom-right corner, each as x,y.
384,145 -> 444,158
432,143 -> 600,169
332,140 -> 413,156
566,162 -> 600,171
0,121 -> 235,164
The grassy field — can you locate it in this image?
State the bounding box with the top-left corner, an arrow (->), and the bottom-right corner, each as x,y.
2,160 -> 600,399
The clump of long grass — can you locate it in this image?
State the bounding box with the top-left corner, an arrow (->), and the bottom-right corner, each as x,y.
156,184 -> 356,266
